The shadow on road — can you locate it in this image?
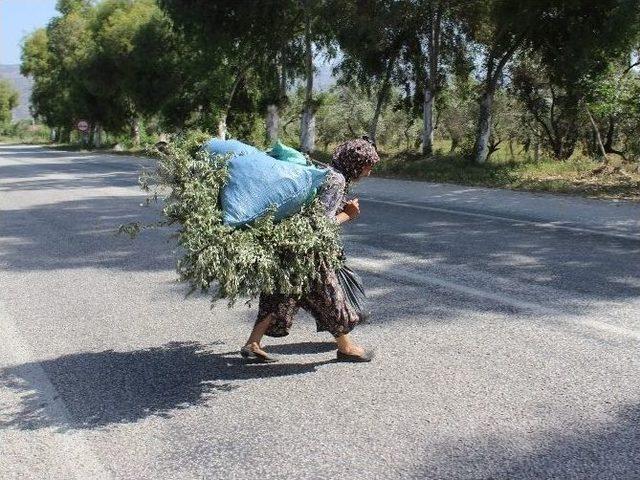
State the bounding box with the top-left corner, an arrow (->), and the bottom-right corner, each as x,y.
0,195 -> 174,271
267,341 -> 336,354
416,403 -> 640,479
1,145 -> 639,313
0,341 -> 332,431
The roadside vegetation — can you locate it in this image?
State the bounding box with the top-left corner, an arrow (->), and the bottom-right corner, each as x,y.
374,146 -> 640,201
2,0 -> 639,201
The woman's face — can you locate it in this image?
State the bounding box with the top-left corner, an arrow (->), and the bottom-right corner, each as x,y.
359,164 -> 373,179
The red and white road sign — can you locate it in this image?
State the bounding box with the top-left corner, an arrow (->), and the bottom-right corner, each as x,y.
77,120 -> 89,132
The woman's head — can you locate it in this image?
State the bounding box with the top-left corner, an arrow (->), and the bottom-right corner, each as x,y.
331,138 -> 380,183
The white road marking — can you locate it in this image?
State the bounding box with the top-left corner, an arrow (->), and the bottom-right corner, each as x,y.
0,302 -> 113,480
350,256 -> 640,341
363,198 -> 640,242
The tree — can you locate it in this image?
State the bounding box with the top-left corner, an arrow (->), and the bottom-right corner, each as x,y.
407,0 -> 470,155
158,0 -> 301,140
0,80 -> 19,125
330,0 -> 413,145
460,1 -> 547,164
89,0 -> 172,145
511,57 -> 583,160
298,0 -> 337,153
21,2 -> 99,143
465,0 -> 640,164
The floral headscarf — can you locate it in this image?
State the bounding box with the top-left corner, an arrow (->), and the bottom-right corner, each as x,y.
331,138 -> 380,183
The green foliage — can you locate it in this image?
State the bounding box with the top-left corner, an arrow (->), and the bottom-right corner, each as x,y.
375,146 -> 640,200
0,80 -> 19,125
18,0 -> 640,173
0,120 -> 51,143
125,130 -> 344,305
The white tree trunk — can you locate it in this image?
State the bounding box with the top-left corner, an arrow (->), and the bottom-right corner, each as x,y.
300,108 -> 315,153
422,87 -> 435,155
473,92 -> 493,164
131,118 -> 141,147
300,5 -> 314,153
217,115 -> 227,140
266,104 -> 279,144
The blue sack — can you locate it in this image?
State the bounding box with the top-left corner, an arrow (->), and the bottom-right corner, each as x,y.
203,138 -> 263,158
203,139 -> 328,227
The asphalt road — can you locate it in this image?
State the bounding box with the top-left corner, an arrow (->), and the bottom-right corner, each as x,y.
1,144 -> 639,480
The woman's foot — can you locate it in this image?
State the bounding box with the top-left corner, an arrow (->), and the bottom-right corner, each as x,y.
336,348 -> 374,362
335,334 -> 374,362
337,344 -> 366,356
240,342 -> 278,363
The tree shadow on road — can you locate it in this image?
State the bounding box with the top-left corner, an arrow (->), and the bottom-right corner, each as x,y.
0,195 -> 174,271
0,341 -> 332,432
2,145 -> 639,314
416,403 -> 640,479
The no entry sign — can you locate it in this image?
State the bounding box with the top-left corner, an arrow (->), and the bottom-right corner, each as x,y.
77,120 -> 89,132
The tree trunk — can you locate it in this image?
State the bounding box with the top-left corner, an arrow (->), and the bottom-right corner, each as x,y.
300,109 -> 315,153
473,35 -> 525,164
422,2 -> 442,156
604,115 -> 615,151
450,136 -> 459,153
218,61 -> 252,141
88,123 -> 95,148
369,93 -> 384,146
369,101 -> 382,146
404,120 -> 412,150
50,127 -> 57,142
217,115 -> 227,140
131,118 -> 141,147
422,86 -> 435,155
94,123 -> 102,148
300,6 -> 315,153
473,91 -> 494,164
586,107 -> 607,163
266,104 -> 279,145
369,56 -> 395,145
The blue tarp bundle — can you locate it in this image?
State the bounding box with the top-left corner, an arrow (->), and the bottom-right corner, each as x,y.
203,139 -> 328,227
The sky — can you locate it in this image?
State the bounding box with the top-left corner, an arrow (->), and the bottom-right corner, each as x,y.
1,0 -> 58,64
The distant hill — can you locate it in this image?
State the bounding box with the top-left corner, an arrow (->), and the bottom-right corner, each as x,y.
0,65 -> 33,121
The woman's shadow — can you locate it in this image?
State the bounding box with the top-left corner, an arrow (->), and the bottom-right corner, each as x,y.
0,341 -> 334,431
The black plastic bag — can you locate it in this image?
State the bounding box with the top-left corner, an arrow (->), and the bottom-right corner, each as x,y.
337,264 -> 369,321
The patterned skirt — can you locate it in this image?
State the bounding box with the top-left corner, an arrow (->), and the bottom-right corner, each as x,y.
256,263 -> 360,338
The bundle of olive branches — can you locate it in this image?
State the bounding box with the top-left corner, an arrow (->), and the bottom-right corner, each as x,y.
120,131 -> 344,305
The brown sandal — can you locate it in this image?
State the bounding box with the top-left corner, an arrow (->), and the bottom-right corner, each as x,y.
240,345 -> 278,363
336,349 -> 375,363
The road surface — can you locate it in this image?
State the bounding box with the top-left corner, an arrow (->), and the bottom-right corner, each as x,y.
1,144 -> 639,479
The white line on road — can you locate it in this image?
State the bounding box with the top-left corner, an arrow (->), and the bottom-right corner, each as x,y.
0,302 -> 113,480
362,198 -> 640,242
350,256 -> 640,341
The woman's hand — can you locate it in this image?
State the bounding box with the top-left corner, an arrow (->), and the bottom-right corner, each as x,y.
335,199 -> 360,225
342,198 -> 360,219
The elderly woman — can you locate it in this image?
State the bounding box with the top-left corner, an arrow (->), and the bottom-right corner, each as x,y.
241,138 -> 380,363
